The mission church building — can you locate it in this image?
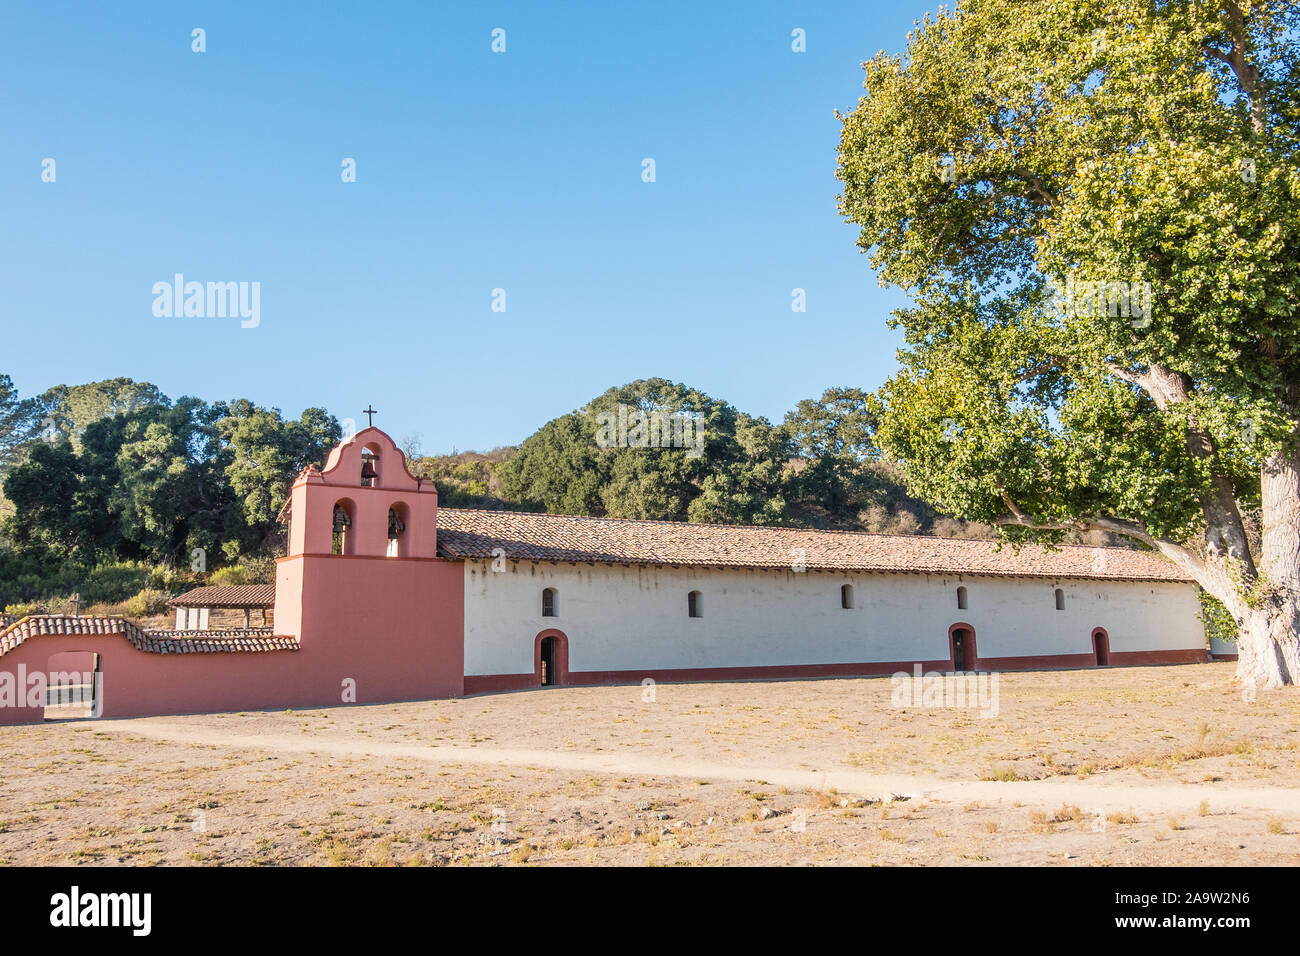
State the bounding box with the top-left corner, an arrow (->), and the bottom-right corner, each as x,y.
0,425 -> 1207,723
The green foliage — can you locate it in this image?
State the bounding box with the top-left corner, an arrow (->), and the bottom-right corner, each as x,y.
0,551 -> 198,609
2,440 -> 108,563
784,388 -> 885,518
3,382 -> 341,567
210,555 -> 276,586
37,378 -> 167,450
785,387 -> 881,462
124,588 -> 171,618
496,378 -> 999,535
500,378 -> 792,524
1200,590 -> 1238,647
108,396 -> 232,566
0,375 -> 339,606
408,448 -> 512,508
836,0 -> 1300,555
217,399 -> 340,556
0,374 -> 40,473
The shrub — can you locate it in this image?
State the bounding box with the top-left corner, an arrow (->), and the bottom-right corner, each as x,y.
81,562 -> 154,603
210,555 -> 275,587
3,601 -> 45,617
86,600 -> 131,619
5,596 -> 87,617
125,588 -> 171,618
144,564 -> 199,595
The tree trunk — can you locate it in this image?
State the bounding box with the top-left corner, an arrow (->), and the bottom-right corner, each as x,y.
1238,599 -> 1300,691
1236,445 -> 1300,690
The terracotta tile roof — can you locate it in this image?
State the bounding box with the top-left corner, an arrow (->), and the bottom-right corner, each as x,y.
147,628 -> 277,639
436,508 -> 1192,583
167,584 -> 275,608
0,616 -> 299,659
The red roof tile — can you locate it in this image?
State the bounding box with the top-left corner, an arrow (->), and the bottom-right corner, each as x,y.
435,508 -> 1191,583
0,616 -> 298,659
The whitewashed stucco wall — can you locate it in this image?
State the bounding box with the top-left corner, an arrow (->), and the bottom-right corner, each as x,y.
460,559 -> 1205,676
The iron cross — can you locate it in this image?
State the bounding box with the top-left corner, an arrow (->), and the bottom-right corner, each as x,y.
363,405 -> 378,427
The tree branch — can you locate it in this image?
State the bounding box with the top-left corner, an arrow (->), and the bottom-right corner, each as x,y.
1201,2 -> 1267,136
1015,358 -> 1066,382
1103,363 -> 1145,389
993,504 -> 1208,581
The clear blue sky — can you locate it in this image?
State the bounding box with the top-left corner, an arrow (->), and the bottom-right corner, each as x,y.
1,0 -> 923,453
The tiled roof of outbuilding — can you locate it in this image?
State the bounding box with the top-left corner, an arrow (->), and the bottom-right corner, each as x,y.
436,508 -> 1191,583
166,584 -> 275,608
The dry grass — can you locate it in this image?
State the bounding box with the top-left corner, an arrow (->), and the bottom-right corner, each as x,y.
1,662 -> 1298,866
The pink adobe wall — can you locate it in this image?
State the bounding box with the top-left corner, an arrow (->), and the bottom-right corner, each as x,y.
279,552 -> 464,700
0,632 -> 306,724
0,556 -> 463,724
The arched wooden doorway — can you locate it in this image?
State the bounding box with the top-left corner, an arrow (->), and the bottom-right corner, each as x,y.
534,629 -> 569,687
1092,627 -> 1110,666
948,622 -> 978,672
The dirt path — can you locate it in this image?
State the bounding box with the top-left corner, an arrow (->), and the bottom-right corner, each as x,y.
102,717 -> 1300,815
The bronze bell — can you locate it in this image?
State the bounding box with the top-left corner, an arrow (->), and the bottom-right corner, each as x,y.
333,505 -> 352,531
360,457 -> 377,484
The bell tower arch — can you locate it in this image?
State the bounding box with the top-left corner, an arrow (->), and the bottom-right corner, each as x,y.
284,427 -> 437,560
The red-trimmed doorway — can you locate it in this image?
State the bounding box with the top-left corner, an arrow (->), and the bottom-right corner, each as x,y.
948,623 -> 978,672
1092,628 -> 1110,666
535,629 -> 569,686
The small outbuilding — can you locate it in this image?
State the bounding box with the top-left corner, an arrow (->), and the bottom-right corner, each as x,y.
167,584 -> 275,631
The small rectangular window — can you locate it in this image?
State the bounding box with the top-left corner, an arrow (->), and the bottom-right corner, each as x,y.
688,591 -> 702,618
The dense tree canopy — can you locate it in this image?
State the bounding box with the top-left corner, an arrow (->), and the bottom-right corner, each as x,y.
39,378 -> 168,450
499,379 -> 792,524
218,400 -> 342,554
1,377 -> 340,591
492,378 -> 985,533
0,375 -> 39,474
784,387 -> 883,517
837,0 -> 1300,686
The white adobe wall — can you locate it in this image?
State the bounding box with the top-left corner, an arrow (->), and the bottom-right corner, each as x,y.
461,560 -> 1205,677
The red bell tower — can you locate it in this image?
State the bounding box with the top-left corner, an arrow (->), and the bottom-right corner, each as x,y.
282,427 -> 438,561
273,426 -> 464,701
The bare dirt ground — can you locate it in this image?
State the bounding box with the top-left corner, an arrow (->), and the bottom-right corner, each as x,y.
2,661 -> 1299,866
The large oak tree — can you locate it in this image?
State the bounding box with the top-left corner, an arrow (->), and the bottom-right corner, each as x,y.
837,0 -> 1300,687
